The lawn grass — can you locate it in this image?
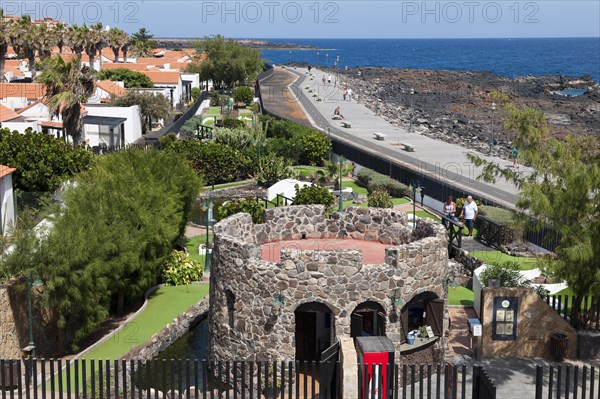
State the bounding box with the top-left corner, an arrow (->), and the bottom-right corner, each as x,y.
185,235 -> 211,264
470,251 -> 540,270
343,181 -> 368,195
293,165 -> 325,177
448,286 -> 474,306
413,210 -> 441,222
200,179 -> 256,192
56,284 -> 210,390
392,198 -> 410,205
207,106 -> 220,114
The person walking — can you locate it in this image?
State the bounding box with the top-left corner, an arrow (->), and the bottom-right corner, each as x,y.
347,88 -> 353,101
327,74 -> 332,83
459,195 -> 478,237
511,147 -> 520,169
343,88 -> 348,101
442,195 -> 456,228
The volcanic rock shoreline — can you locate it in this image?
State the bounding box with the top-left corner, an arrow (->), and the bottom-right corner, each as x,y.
155,38 -> 315,50
317,66 -> 600,158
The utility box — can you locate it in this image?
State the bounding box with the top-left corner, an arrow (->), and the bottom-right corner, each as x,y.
356,336 -> 395,399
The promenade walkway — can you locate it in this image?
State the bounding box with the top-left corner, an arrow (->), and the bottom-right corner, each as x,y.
262,66 -> 529,209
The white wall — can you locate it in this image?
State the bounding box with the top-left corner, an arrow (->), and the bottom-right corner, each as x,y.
0,96 -> 30,110
83,105 -> 142,146
0,174 -> 16,236
1,120 -> 41,133
181,73 -> 200,89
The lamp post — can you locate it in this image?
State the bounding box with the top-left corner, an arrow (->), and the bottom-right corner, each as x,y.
288,50 -> 291,67
26,274 -> 43,358
328,127 -> 332,162
408,182 -> 422,230
489,102 -> 496,155
338,157 -> 344,212
202,199 -> 214,272
408,88 -> 415,132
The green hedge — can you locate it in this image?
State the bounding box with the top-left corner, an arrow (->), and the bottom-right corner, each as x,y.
356,168 -> 411,198
479,205 -> 524,244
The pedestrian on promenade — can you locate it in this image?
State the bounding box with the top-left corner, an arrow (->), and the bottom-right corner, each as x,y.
328,74 -> 332,83
334,106 -> 344,119
343,88 -> 348,101
459,195 -> 478,237
442,195 -> 456,228
511,147 -> 520,169
347,88 -> 353,101
322,75 -> 326,85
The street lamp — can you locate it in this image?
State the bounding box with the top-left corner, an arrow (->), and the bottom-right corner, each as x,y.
202,199 -> 214,272
408,182 -> 423,230
26,274 -> 43,358
327,127 -> 332,162
338,157 -> 344,212
489,102 -> 496,155
408,88 -> 415,132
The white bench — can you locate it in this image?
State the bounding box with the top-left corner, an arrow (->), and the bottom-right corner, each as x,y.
341,121 -> 352,128
332,115 -> 342,120
401,143 -> 415,152
373,132 -> 387,141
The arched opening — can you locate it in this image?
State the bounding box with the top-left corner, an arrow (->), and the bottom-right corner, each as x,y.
225,290 -> 235,329
350,301 -> 386,338
294,302 -> 335,361
400,291 -> 444,343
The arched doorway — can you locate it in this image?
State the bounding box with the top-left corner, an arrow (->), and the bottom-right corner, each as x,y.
294,302 -> 335,361
350,301 -> 386,338
399,291 -> 443,343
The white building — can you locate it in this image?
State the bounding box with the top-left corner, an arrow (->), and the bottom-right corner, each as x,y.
0,165 -> 16,236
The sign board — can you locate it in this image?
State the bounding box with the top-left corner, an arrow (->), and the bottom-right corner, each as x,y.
426,326 -> 435,338
492,296 -> 519,340
472,324 -> 482,337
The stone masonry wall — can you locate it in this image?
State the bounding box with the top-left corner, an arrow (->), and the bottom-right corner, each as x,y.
0,283 -> 22,359
209,205 -> 449,363
481,287 -> 577,359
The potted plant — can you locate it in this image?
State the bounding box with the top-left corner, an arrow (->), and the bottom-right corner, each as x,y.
418,326 -> 430,341
262,366 -> 282,398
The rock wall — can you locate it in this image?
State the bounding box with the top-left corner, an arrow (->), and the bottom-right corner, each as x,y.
209,206 -> 449,363
480,287 -> 577,359
0,283 -> 22,359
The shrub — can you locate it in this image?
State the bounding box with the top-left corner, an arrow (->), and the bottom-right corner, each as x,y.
233,86 -> 254,104
178,115 -> 204,139
97,68 -> 153,88
254,152 -> 294,187
368,190 -> 393,208
479,205 -> 525,244
356,168 -> 411,198
168,140 -> 252,185
217,198 -> 265,224
223,117 -> 246,129
214,128 -> 253,151
162,250 -> 204,286
299,131 -> 330,166
479,261 -> 549,300
211,91 -> 221,106
293,184 -> 334,208
191,87 -> 201,102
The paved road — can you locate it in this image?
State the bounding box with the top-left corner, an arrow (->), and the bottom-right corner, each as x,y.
262,66 -> 531,209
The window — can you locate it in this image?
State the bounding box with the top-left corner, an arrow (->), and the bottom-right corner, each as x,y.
400,292 -> 443,343
225,290 -> 235,329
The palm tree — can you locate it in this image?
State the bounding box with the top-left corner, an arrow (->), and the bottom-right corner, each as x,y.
107,27 -> 128,62
9,15 -> 40,77
83,23 -> 106,71
36,55 -> 96,148
67,24 -> 87,62
0,9 -> 12,82
37,23 -> 57,61
54,22 -> 67,54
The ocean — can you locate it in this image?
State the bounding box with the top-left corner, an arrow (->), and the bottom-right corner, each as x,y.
259,38 -> 600,82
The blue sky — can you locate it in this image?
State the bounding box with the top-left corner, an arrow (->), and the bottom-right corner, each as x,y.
1,1 -> 599,38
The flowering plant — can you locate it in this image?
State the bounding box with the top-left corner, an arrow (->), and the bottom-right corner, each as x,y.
161,250 -> 204,286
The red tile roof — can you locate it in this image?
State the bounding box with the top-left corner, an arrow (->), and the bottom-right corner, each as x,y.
0,104 -> 20,122
0,165 -> 16,179
0,83 -> 46,100
101,63 -> 149,72
141,71 -> 181,84
96,80 -> 127,97
39,121 -> 64,129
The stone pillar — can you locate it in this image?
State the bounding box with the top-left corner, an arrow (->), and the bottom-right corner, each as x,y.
340,337 -> 359,399
0,283 -> 23,359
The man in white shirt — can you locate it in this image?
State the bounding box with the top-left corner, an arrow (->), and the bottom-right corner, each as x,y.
459,195 -> 478,237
